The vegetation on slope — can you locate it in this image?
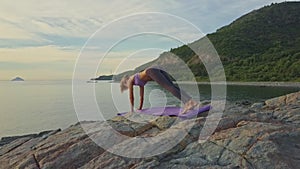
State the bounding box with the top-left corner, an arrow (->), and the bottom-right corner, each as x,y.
171,2 -> 300,81
115,2 -> 300,82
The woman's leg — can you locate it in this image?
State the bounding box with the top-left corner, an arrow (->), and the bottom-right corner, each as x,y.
160,70 -> 193,102
146,68 -> 191,103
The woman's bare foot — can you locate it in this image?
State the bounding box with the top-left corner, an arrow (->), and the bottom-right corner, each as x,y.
124,111 -> 134,118
124,111 -> 149,123
180,99 -> 202,115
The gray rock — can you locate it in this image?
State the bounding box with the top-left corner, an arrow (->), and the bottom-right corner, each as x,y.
251,102 -> 265,109
0,91 -> 299,168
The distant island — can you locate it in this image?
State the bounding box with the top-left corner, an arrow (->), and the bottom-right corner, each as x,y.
91,75 -> 113,81
11,77 -> 24,81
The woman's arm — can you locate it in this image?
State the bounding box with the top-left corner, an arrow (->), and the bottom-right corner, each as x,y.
128,78 -> 134,112
138,86 -> 144,110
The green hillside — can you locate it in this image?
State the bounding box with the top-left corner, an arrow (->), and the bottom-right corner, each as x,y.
209,1 -> 300,81
115,2 -> 300,82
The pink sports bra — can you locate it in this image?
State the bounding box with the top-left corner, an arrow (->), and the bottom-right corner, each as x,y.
133,73 -> 147,87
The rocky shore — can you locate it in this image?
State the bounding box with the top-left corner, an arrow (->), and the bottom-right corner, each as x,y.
180,81 -> 300,88
0,91 -> 299,169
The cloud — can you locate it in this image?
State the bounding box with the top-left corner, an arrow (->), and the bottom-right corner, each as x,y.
0,0 -> 294,80
0,45 -> 76,63
36,33 -> 87,47
0,1 -> 203,49
0,0 -> 291,49
0,39 -> 45,48
30,17 -> 103,37
0,17 -> 102,48
0,20 -> 34,39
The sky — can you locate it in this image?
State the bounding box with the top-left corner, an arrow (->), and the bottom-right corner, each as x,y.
0,0 -> 295,80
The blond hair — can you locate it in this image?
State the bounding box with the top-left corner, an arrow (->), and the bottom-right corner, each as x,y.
120,75 -> 130,93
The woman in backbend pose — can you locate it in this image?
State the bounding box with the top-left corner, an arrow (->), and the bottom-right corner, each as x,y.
120,67 -> 200,114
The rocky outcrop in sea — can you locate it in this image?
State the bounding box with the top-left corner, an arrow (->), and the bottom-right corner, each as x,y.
0,91 -> 299,169
11,77 -> 24,81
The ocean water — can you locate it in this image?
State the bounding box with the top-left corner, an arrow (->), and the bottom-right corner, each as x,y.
0,80 -> 299,138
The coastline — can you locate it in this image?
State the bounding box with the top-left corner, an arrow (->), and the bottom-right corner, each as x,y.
176,81 -> 300,88
0,89 -> 298,143
1,91 -> 299,168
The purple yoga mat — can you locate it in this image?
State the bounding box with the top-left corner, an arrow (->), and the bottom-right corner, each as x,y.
117,105 -> 211,119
